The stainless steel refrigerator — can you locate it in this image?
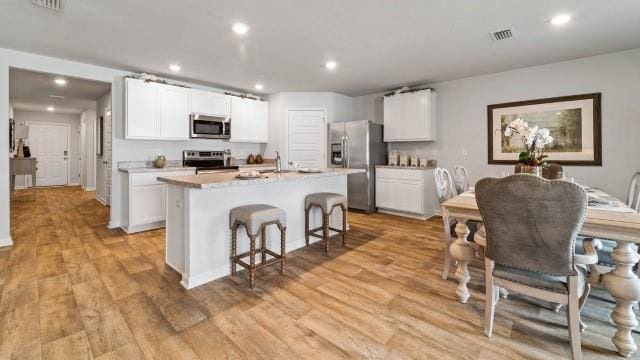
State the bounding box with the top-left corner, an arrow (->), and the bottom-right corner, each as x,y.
329,120 -> 386,212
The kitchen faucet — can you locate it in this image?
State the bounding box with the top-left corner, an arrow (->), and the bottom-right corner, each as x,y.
275,151 -> 282,172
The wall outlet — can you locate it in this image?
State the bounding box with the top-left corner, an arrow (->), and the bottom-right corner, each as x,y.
175,199 -> 182,208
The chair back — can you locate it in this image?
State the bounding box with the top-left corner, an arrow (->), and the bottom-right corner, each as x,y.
434,167 -> 456,203
453,165 -> 469,194
627,171 -> 640,212
476,174 -> 587,276
542,163 -> 564,180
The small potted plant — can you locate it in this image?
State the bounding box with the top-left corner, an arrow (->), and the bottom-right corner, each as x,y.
153,154 -> 166,169
503,118 -> 554,176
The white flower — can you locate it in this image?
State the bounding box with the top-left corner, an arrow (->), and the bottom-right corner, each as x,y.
504,127 -> 512,137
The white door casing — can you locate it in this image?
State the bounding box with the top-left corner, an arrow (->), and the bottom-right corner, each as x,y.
27,122 -> 69,187
287,109 -> 326,169
105,108 -> 112,205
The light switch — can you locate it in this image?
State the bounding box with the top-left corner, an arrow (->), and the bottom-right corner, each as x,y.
176,199 -> 182,208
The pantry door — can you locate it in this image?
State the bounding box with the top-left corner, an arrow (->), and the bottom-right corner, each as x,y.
287,109 -> 326,169
28,122 -> 69,187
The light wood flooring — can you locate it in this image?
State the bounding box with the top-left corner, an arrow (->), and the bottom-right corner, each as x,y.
3,186 -> 638,359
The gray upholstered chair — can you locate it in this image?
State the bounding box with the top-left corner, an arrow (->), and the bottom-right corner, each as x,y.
475,174 -> 598,360
435,167 -> 480,280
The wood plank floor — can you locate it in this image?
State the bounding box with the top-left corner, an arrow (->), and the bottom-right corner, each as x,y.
3,187 -> 638,359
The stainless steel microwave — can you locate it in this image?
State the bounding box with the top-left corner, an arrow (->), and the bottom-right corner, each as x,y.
189,114 -> 230,139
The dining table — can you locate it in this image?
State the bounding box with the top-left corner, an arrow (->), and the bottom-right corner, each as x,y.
441,186 -> 640,358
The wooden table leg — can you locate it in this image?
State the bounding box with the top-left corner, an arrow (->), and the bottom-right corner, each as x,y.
602,241 -> 640,358
449,218 -> 475,303
441,208 -> 453,280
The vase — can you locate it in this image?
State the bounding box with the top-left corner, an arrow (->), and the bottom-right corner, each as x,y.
515,164 -> 542,177
153,156 -> 166,169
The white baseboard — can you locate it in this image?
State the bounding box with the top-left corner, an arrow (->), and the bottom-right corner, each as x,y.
0,236 -> 13,247
68,182 -> 80,186
95,194 -> 106,205
13,185 -> 26,190
107,220 -> 121,229
121,221 -> 165,234
84,187 -> 96,191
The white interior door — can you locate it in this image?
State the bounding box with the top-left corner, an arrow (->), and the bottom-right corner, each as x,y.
28,123 -> 69,187
287,110 -> 326,169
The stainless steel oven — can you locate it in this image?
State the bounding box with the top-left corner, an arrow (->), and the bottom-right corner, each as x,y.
189,114 -> 230,139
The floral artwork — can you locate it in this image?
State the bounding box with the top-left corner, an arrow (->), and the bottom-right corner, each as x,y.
488,93 -> 601,166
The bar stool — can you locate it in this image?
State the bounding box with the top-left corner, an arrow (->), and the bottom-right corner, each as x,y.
304,192 -> 347,252
230,204 -> 286,288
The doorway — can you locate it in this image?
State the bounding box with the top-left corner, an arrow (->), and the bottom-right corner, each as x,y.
287,109 -> 327,169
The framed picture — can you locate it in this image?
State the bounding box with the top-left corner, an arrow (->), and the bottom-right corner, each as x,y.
487,93 -> 601,166
96,115 -> 104,156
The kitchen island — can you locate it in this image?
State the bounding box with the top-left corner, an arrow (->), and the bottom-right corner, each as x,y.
157,168 -> 364,289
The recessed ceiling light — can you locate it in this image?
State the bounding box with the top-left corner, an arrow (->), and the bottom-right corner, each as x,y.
54,78 -> 67,86
169,64 -> 181,72
49,94 -> 65,99
325,61 -> 337,70
232,22 -> 249,35
550,14 -> 571,26
254,83 -> 264,91
46,106 -> 55,112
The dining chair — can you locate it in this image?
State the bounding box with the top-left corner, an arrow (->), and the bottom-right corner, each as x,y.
435,167 -> 480,280
577,170 -> 640,279
476,174 -> 598,360
453,165 -> 469,194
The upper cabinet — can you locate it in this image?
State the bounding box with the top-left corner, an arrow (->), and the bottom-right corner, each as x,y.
229,97 -> 269,143
189,89 -> 230,118
125,78 -> 189,140
383,89 -> 436,142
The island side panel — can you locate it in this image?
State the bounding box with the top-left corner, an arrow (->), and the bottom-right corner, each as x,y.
165,184 -> 187,273
181,175 -> 347,289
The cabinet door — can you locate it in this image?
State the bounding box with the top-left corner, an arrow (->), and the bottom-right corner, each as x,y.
404,91 -> 427,140
159,86 -> 190,139
190,90 -> 230,117
383,95 -> 404,141
130,185 -> 166,226
375,179 -> 396,209
126,80 -> 159,138
229,97 -> 251,142
396,180 -> 423,213
252,100 -> 269,143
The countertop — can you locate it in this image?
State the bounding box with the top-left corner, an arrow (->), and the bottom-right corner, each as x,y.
118,165 -> 196,173
376,165 -> 436,170
158,168 -> 364,189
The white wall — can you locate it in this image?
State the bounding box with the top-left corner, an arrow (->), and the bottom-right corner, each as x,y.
265,92 -> 353,168
12,110 -> 82,187
81,109 -> 97,190
352,48 -> 640,200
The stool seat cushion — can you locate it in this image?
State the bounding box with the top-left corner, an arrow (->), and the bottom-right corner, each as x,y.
230,204 -> 286,237
305,192 -> 346,213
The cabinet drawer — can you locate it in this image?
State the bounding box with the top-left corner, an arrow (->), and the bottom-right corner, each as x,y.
376,168 -> 423,181
130,170 -> 194,186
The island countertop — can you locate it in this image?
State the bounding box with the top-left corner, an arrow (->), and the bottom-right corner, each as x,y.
157,168 -> 364,189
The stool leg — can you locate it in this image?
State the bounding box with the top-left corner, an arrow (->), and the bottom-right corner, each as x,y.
261,227 -> 267,264
323,212 -> 330,253
231,224 -> 238,275
341,204 -> 347,246
249,235 -> 256,289
279,224 -> 286,275
304,207 -> 310,246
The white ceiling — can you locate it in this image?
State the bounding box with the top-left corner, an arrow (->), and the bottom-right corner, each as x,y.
10,68 -> 110,114
1,0 -> 639,96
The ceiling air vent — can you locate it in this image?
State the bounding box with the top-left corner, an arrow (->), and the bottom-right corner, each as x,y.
489,28 -> 513,41
32,0 -> 63,12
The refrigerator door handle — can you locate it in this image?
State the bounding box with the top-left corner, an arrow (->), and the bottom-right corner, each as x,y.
344,136 -> 350,168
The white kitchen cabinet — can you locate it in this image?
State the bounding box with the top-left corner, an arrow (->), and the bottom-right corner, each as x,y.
383,89 -> 436,142
124,78 -> 189,140
123,169 -> 195,233
126,79 -> 159,138
230,97 -> 269,143
159,86 -> 190,139
190,89 -> 230,117
375,167 -> 438,219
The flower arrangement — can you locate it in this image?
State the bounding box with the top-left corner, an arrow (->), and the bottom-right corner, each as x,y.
503,118 -> 554,166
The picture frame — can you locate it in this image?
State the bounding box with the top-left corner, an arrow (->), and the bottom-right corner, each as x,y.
487,93 -> 602,166
96,115 -> 104,156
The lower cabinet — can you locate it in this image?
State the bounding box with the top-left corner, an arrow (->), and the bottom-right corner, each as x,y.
375,167 -> 438,218
124,169 -> 195,233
